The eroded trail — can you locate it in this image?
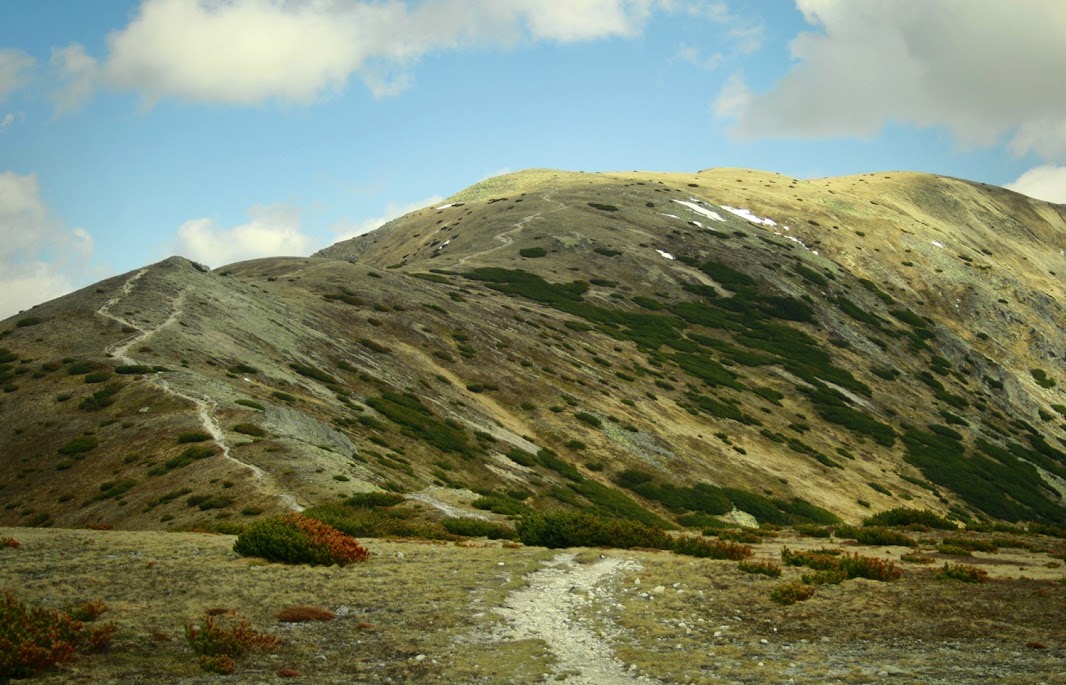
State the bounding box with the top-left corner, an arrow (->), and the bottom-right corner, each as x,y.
96,270 -> 304,512
496,553 -> 660,685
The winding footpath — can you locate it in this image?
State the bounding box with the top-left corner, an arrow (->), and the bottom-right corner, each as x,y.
96,270 -> 303,512
496,553 -> 661,685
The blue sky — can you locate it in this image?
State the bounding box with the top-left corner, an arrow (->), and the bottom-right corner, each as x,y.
2,0 -> 1065,318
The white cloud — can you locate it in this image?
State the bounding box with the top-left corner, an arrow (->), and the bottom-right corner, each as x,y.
0,112 -> 14,129
0,49 -> 35,101
1004,165 -> 1066,204
330,195 -> 443,243
0,172 -> 95,318
719,0 -> 1066,160
51,43 -> 100,113
55,0 -> 659,108
712,72 -> 750,118
173,204 -> 315,267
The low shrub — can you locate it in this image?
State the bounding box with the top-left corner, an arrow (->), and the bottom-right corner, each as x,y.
1,536 -> 19,549
941,536 -> 998,553
519,247 -> 547,258
275,606 -> 335,623
115,365 -> 155,375
177,431 -> 213,444
305,502 -> 451,540
517,511 -> 670,550
442,518 -> 516,540
780,547 -> 841,571
850,527 -> 918,547
345,492 -> 405,508
836,553 -> 902,581
770,582 -> 816,605
58,435 -> 98,456
862,507 -> 955,530
737,560 -> 781,577
937,543 -> 973,556
235,399 -> 266,411
233,513 -> 370,566
186,611 -> 278,673
232,423 -> 267,437
939,563 -> 988,583
900,552 -> 935,564
672,535 -> 753,560
0,593 -> 115,679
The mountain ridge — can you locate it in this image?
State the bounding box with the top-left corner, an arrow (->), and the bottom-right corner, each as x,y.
3,167 -> 1065,532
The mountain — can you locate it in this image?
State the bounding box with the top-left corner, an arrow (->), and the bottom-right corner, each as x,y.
2,167 -> 1066,532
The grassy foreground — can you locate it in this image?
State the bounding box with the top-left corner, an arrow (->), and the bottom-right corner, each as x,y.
1,525 -> 1064,683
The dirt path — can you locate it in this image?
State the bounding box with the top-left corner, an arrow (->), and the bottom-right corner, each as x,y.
455,189 -> 569,267
496,552 -> 661,684
95,270 -> 304,512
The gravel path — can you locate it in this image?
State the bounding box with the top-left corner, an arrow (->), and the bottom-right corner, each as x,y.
496,552 -> 661,685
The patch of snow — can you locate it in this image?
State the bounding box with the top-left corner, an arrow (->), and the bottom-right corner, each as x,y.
658,213 -> 681,220
720,205 -> 777,226
435,203 -> 455,210
932,240 -> 945,248
655,249 -> 675,260
672,199 -> 725,222
689,220 -> 703,228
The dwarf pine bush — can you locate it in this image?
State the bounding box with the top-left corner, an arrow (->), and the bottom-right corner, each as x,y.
186,611 -> 278,674
233,514 -> 370,566
939,562 -> 988,583
516,511 -> 670,549
0,593 -> 115,679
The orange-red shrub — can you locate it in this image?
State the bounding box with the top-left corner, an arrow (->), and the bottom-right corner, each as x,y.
0,593 -> 114,679
276,605 -> 336,623
0,537 -> 19,549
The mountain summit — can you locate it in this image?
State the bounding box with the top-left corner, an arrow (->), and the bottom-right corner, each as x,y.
2,168 -> 1065,531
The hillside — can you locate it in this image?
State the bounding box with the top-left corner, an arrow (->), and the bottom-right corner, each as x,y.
2,167 -> 1066,533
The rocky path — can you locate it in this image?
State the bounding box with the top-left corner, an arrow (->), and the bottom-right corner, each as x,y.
96,269 -> 304,512
496,552 -> 660,685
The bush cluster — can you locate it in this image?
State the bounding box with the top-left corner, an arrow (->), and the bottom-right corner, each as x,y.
737,560 -> 781,577
770,582 -> 816,605
781,547 -> 901,581
1,536 -> 20,549
185,611 -> 278,674
862,507 -> 955,530
442,518 -> 516,540
516,511 -> 670,550
233,513 -> 370,566
939,563 -> 988,583
0,593 -> 115,679
672,535 -> 754,560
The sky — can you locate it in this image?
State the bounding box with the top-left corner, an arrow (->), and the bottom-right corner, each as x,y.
2,0 -> 1066,318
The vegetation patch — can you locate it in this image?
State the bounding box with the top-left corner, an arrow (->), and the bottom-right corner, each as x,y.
186,611 -> 279,674
863,507 -> 956,529
517,511 -> 671,549
367,391 -> 476,457
0,593 -> 115,679
234,513 -> 370,566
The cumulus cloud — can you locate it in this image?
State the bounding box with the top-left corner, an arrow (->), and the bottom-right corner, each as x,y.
53,0 -> 659,107
173,204 -> 315,267
719,0 -> 1066,160
1004,165 -> 1066,204
0,49 -> 35,101
0,172 -> 95,318
330,195 -> 444,242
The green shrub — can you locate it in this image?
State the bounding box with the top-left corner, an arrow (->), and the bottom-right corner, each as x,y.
0,593 -> 115,679
232,423 -> 266,437
588,202 -> 620,212
737,560 -> 781,577
937,543 -> 973,556
848,527 -> 918,547
836,553 -> 902,581
800,569 -> 846,585
574,412 -> 602,428
149,445 -> 216,475
235,399 -> 266,411
1031,368 -> 1056,388
781,547 -> 842,571
58,435 -> 98,456
177,431 -> 213,444
941,536 -> 998,553
939,563 -> 988,582
78,383 -> 123,411
15,317 -> 43,328
472,495 -> 531,517
442,518 -> 516,540
115,365 -> 155,374
770,582 -> 816,605
672,535 -> 753,560
305,502 -> 451,540
516,511 -> 670,549
345,492 -> 405,508
83,371 -> 111,384
233,513 -> 370,566
863,507 -> 955,529
519,247 -> 547,258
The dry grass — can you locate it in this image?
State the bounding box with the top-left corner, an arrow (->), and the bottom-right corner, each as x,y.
3,526 -> 1061,683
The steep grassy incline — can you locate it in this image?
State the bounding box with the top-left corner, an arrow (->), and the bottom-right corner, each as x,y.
2,168 -> 1065,532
